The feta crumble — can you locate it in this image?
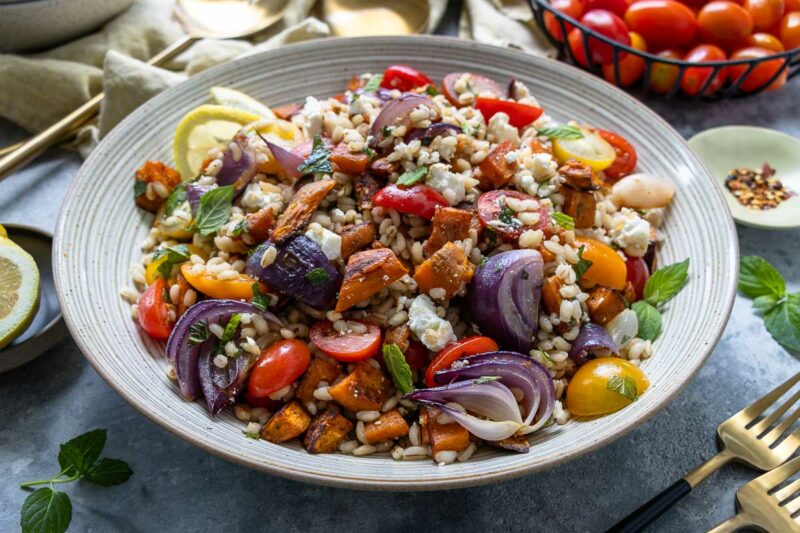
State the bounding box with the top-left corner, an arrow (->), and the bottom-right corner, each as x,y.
486,112 -> 520,147
608,208 -> 651,257
305,222 -> 342,261
426,163 -> 466,205
408,295 -> 456,352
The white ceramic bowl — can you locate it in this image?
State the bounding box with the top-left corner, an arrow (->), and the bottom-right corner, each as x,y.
0,0 -> 134,52
54,36 -> 738,490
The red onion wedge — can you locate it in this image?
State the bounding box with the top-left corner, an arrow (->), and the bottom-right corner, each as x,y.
369,94 -> 433,149
568,322 -> 618,367
263,138 -> 304,180
403,122 -> 461,145
186,183 -> 213,215
216,139 -> 258,193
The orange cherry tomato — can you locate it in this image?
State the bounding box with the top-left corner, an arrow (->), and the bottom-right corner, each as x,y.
744,0 -> 786,31
566,358 -> 650,416
681,44 -> 728,96
698,1 -> 754,49
596,129 -> 638,180
624,0 -> 698,49
573,237 -> 628,290
584,0 -> 629,16
785,0 -> 800,11
309,320 -> 382,362
648,49 -> 683,94
424,336 -> 499,387
779,12 -> 800,50
247,339 -> 311,398
748,32 -> 786,51
180,263 -> 266,301
728,46 -> 789,91
602,32 -> 647,87
145,244 -> 207,284
137,278 -> 174,340
544,0 -> 584,42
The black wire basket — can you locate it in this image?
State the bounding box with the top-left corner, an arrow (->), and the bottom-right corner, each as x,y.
528,0 -> 800,98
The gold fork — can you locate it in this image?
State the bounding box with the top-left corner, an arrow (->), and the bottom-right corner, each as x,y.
609,371 -> 800,532
708,454 -> 800,532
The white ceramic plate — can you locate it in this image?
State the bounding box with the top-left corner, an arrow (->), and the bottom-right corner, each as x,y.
54,36 -> 738,490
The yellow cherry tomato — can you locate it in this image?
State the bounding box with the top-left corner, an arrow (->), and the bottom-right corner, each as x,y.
573,236 -> 627,290
180,263 -> 266,301
566,357 -> 649,416
552,128 -> 616,171
155,204 -> 193,240
145,244 -> 208,284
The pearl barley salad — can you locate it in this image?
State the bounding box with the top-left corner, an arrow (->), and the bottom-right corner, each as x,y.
123,65 -> 687,464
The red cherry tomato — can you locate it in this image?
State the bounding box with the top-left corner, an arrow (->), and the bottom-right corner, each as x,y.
743,0 -> 785,32
372,184 -> 448,220
247,339 -> 311,398
243,389 -> 282,409
424,336 -> 500,387
698,1 -> 754,49
474,97 -> 544,128
310,320 -> 382,362
602,32 -> 647,87
137,278 -> 174,340
624,0 -> 699,49
625,256 -> 650,301
380,65 -> 434,92
648,49 -> 683,94
567,28 -> 592,67
779,12 -> 800,50
728,46 -> 789,91
404,341 -> 429,372
584,0 -> 629,16
785,0 -> 800,11
477,190 -> 551,240
441,72 -> 504,107
544,0 -> 584,42
579,9 -> 631,64
681,44 -> 728,96
748,32 -> 785,51
597,130 -> 638,180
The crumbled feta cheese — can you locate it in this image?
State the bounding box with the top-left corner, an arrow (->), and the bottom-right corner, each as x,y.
408,295 -> 456,351
302,96 -> 324,138
608,208 -> 651,257
426,163 -> 465,205
487,112 -> 520,147
304,222 -> 342,260
240,182 -> 284,212
525,152 -> 558,182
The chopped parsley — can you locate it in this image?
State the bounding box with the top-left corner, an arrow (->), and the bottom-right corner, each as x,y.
382,126 -> 393,137
479,256 -> 489,268
251,283 -> 271,312
188,321 -> 210,346
305,268 -> 330,285
498,205 -> 516,226
396,167 -> 428,187
538,125 -> 584,140
551,211 -> 575,230
606,375 -> 638,402
363,74 -> 383,93
242,430 -> 261,440
230,219 -> 248,237
297,135 -> 332,175
133,180 -> 147,198
425,85 -> 439,96
521,270 -> 529,280
572,245 -> 593,281
362,146 -> 375,159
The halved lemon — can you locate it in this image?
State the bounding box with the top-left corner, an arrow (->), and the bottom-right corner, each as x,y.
552,128 -> 616,171
209,87 -> 275,119
173,105 -> 301,180
0,224 -> 6,238
0,237 -> 40,349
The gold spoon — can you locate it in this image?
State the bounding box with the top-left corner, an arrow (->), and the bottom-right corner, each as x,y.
322,0 -> 430,37
0,0 -> 289,181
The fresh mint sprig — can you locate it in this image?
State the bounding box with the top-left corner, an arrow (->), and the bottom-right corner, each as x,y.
631,258 -> 690,342
297,135 -> 332,176
194,185 -> 234,236
382,343 -> 413,394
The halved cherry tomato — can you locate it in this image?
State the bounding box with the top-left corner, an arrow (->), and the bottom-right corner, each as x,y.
243,389 -> 282,409
372,184 -> 448,220
424,336 -> 500,387
442,72 -> 504,107
310,320 -> 381,362
137,278 -> 174,340
380,65 -> 433,92
474,98 -> 544,128
779,12 -> 800,50
477,190 -> 551,240
698,1 -> 754,49
625,255 -> 650,301
681,44 -> 728,96
624,0 -> 698,49
648,49 -> 683,94
145,244 -> 208,284
579,9 -> 631,65
544,0 -> 584,42
743,0 -> 785,32
247,339 -> 311,398
748,32 -> 785,52
602,32 -> 647,87
551,128 -> 617,171
596,129 -> 637,181
180,263 -> 266,301
566,357 -> 650,416
573,236 -> 628,290
727,46 -> 789,91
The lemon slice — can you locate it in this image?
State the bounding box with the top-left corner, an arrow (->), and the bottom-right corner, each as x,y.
0,237 -> 40,350
173,105 -> 302,180
552,128 -> 616,171
0,224 -> 6,238
209,87 -> 275,119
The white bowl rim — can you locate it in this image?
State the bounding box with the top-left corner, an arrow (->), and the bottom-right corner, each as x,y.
54,35 -> 739,490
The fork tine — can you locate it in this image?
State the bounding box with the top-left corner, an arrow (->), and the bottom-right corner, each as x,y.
759,455 -> 800,490
752,388 -> 800,436
783,493 -> 800,515
741,372 -> 800,424
774,477 -> 800,503
763,404 -> 800,446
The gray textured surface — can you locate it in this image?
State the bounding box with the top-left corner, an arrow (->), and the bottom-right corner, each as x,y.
1,14 -> 800,532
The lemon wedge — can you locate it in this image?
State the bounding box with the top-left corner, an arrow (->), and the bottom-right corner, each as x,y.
0,224 -> 6,238
173,105 -> 302,180
0,237 -> 40,350
209,87 -> 276,119
552,128 -> 616,171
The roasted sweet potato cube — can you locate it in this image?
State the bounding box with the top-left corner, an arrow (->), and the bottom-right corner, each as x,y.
428,408 -> 470,454
260,401 -> 312,443
304,411 -> 354,453
586,286 -> 627,326
560,185 -> 596,229
245,207 -> 274,244
413,242 -> 475,299
331,143 -> 369,175
542,275 -> 564,316
272,103 -> 301,120
364,409 -> 410,444
335,248 -> 408,312
419,409 -> 431,444
134,160 -> 181,212
296,358 -> 342,405
271,179 -> 336,244
354,173 -> 382,209
328,361 -> 391,412
340,222 -> 377,259
424,207 -> 476,256
490,434 -> 530,453
384,324 -> 411,354
478,140 -> 517,189
558,159 -> 601,191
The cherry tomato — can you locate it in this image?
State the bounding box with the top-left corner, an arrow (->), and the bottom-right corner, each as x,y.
552,128 -> 617,170
744,0 -> 785,31
567,28 -> 592,67
579,9 -> 631,64
566,358 -> 650,416
698,1 -> 754,49
544,0 -> 584,42
779,12 -> 800,50
404,341 -> 429,372
596,129 -> 638,180
727,46 -> 789,91
477,190 -> 551,240
681,44 -> 728,96
602,32 -> 647,87
380,65 -> 434,92
180,263 -> 266,301
624,0 -> 698,49
442,72 -> 504,107
573,236 -> 628,290
424,336 -> 499,387
247,339 -> 311,398
137,278 -> 174,340
748,32 -> 786,51
474,97 -> 544,128
145,244 -> 207,284
310,320 -> 382,362
625,256 -> 650,301
785,0 -> 800,11
243,389 -> 282,409
372,184 -> 449,220
584,0 -> 629,16
648,49 -> 683,94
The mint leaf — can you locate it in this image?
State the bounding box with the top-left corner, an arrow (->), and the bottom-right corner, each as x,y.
195,185 -> 234,236
551,211 -> 575,230
739,255 -> 785,299
644,258 -> 690,305
305,268 -> 330,285
606,375 -> 638,402
396,167 -> 427,187
133,180 -> 147,198
84,459 -> 133,487
251,284 -> 271,312
572,245 -> 593,281
57,429 -> 106,474
220,314 -> 242,345
753,294 -> 780,315
764,294 -> 800,353
57,444 -> 87,476
425,85 -> 439,96
230,219 -> 248,237
538,125 -> 584,140
363,74 -> 383,93
164,184 -> 187,216
632,300 -> 662,341
20,488 -> 71,533
297,135 -> 332,175
382,343 -> 413,394
153,244 -> 190,280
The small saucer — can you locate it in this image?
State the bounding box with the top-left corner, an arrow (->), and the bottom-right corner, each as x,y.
0,224 -> 67,373
688,126 -> 800,230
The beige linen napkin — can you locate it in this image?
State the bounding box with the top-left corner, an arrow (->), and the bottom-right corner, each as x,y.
0,0 -> 554,155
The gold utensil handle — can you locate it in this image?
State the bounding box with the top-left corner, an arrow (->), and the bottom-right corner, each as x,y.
706,513 -> 751,533
0,34 -> 195,181
0,140 -> 24,158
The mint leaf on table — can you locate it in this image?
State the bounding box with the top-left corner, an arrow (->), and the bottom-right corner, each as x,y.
20,488 -> 72,533
195,185 -> 234,236
763,293 -> 800,353
644,258 -> 689,305
57,429 -> 106,475
739,255 -> 786,299
84,459 -> 133,487
631,301 -> 662,341
382,343 -> 413,394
